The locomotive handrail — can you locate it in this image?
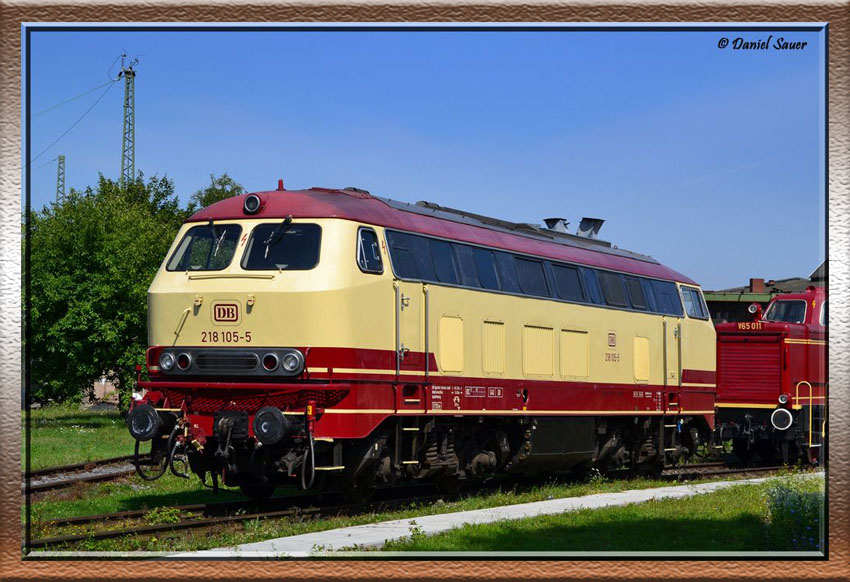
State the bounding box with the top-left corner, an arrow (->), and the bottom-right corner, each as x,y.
424,284 -> 430,381
795,380 -> 814,449
187,273 -> 275,280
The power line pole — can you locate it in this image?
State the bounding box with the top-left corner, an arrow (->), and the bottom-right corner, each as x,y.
56,155 -> 65,202
118,55 -> 138,188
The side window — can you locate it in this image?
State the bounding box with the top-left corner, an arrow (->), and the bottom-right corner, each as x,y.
598,271 -> 628,307
386,231 -> 436,281
651,280 -> 684,317
494,251 -> 521,293
821,301 -> 828,325
453,244 -> 481,288
552,264 -> 585,302
428,239 -> 459,284
472,247 -> 500,290
580,268 -> 604,305
641,279 -> 658,312
624,277 -> 647,310
357,228 -> 383,274
681,286 -> 708,319
514,257 -> 549,297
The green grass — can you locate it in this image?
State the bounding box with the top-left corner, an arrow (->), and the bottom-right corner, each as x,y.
22,404 -> 824,554
383,476 -> 825,553
29,471 -> 818,553
23,403 -> 133,470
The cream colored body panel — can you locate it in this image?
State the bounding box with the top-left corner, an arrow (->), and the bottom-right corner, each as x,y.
148,218 -> 716,383
420,283 -> 715,384
148,219 -> 394,350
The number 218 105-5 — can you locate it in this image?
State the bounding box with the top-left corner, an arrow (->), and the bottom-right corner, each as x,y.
201,330 -> 252,343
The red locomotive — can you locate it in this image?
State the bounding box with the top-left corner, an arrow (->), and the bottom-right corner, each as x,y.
714,286 -> 827,464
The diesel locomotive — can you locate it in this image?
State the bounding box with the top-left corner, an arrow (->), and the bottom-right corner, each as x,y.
715,286 -> 827,465
126,184 -> 717,500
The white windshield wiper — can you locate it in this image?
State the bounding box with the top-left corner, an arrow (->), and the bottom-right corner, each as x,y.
264,215 -> 293,259
208,219 -> 227,259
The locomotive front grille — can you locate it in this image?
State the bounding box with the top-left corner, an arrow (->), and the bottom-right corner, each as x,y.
195,352 -> 259,372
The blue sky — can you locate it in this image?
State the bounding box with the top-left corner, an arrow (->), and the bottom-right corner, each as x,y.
24,26 -> 825,290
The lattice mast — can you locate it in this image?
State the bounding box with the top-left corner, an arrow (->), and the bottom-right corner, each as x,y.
56,155 -> 65,202
118,55 -> 138,188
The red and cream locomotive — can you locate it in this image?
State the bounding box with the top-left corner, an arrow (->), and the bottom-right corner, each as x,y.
126,184 -> 719,499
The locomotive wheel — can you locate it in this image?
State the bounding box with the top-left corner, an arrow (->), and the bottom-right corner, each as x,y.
434,473 -> 462,496
239,483 -> 277,501
732,437 -> 754,465
341,470 -> 375,504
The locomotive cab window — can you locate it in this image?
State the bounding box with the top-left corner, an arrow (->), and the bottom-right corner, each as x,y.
357,228 -> 383,273
242,223 -> 321,271
167,223 -> 242,271
763,300 -> 806,324
821,301 -> 827,326
681,286 -> 709,319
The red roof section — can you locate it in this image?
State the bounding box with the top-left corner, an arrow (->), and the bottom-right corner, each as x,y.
188,188 -> 697,284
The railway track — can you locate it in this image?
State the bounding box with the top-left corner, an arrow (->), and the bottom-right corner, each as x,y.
28,463 -> 806,550
28,487 -> 443,550
22,455 -> 147,493
661,463 -> 793,480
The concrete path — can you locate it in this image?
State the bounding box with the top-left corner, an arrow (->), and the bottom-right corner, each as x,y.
170,476 -> 784,558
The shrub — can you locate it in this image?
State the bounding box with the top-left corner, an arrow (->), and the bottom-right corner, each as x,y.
765,476 -> 824,551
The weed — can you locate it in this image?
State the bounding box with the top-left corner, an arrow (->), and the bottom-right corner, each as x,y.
243,518 -> 263,536
143,506 -> 182,525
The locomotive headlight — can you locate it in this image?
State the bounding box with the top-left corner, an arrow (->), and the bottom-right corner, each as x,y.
281,351 -> 304,374
778,393 -> 789,405
262,353 -> 280,371
176,352 -> 192,371
243,194 -> 262,215
159,352 -> 176,372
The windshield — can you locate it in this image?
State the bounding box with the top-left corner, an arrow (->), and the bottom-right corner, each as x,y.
241,223 -> 321,270
763,300 -> 806,324
166,224 -> 241,271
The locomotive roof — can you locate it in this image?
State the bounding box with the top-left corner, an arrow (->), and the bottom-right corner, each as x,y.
187,187 -> 697,284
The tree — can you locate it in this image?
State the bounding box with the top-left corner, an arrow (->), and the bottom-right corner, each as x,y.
27,174 -> 185,409
185,173 -> 245,214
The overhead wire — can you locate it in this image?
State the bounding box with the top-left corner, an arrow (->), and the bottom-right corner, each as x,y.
32,80 -> 116,118
31,156 -> 59,172
25,79 -> 119,169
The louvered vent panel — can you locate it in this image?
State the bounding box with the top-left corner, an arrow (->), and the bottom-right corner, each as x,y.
718,338 -> 781,398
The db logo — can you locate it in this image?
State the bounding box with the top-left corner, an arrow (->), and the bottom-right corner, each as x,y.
212,302 -> 240,325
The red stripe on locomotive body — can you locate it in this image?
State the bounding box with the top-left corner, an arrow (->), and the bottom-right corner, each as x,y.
143,346 -> 716,439
186,188 -> 697,284
680,369 -> 717,384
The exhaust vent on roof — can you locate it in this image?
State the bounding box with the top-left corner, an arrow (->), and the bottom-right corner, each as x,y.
577,217 -> 604,239
543,217 -> 569,233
